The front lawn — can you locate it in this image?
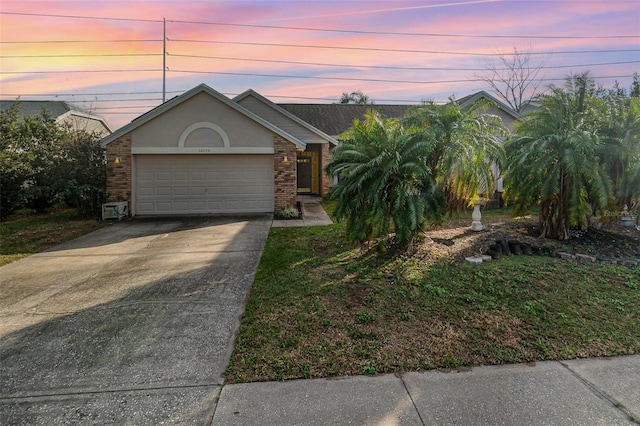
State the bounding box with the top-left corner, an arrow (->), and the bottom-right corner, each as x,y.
0,208 -> 106,266
226,209 -> 640,383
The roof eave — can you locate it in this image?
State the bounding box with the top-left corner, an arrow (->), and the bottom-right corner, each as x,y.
100,84 -> 305,150
235,89 -> 339,146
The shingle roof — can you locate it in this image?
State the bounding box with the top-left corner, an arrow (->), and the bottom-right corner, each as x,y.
0,100 -> 83,121
277,104 -> 412,136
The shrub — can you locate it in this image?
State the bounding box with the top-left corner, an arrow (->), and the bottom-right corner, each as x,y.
276,207 -> 300,220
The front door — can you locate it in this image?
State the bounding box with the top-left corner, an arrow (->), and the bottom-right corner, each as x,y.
297,157 -> 312,193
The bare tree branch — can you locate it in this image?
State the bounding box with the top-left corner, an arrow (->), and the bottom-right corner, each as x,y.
476,47 -> 545,113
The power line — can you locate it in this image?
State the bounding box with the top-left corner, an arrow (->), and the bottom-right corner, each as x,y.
1,69 -> 161,74
3,50 -> 637,71
2,11 -> 637,40
1,53 -> 162,58
0,91 -> 181,97
168,53 -> 640,72
168,19 -> 640,40
168,39 -> 640,57
169,69 -> 481,84
0,39 -> 162,44
93,105 -> 160,110
168,69 -> 632,85
0,11 -> 160,23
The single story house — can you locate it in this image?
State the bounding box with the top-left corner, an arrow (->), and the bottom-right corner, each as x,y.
100,84 -> 338,216
0,100 -> 112,136
100,84 -> 518,217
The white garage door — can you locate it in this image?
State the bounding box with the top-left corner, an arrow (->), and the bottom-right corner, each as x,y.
135,155 -> 274,215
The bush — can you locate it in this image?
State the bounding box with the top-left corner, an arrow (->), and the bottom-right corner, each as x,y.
0,104 -> 106,218
276,207 -> 300,219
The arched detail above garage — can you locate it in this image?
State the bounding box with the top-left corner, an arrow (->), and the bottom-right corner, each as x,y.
179,122 -> 230,149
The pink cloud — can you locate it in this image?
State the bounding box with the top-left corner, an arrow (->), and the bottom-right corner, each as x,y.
1,0 -> 638,131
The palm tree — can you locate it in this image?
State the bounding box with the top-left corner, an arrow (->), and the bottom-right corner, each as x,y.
338,91 -> 373,104
325,110 -> 436,248
505,76 -> 613,240
403,99 -> 507,210
598,95 -> 640,210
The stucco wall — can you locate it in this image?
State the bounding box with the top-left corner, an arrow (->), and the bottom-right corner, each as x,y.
131,92 -> 274,149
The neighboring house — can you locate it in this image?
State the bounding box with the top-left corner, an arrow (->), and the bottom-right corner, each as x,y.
0,100 -> 112,136
457,90 -> 520,197
456,90 -> 520,132
100,85 -> 520,217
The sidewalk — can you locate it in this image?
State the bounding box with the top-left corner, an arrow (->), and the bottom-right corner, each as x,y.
211,355 -> 639,425
272,197 -> 333,228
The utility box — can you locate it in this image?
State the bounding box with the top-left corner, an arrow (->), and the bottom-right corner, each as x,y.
102,201 -> 129,220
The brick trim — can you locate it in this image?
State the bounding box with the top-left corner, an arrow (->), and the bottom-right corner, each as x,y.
105,133 -> 132,209
273,135 -> 297,212
320,143 -> 331,197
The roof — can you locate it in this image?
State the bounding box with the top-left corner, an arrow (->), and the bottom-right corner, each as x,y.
234,89 -> 339,146
278,104 -> 412,136
455,91 -> 520,120
0,100 -> 112,133
100,84 -> 306,149
1,100 -> 78,120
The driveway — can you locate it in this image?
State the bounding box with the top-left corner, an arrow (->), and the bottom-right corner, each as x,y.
0,215 -> 272,425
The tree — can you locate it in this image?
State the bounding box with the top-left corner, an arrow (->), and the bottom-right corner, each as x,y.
0,104 -> 28,218
56,128 -> 107,217
504,73 -> 613,240
630,72 -> 640,98
325,110 -> 436,248
476,47 -> 545,113
0,104 -> 106,218
597,90 -> 640,209
403,99 -> 507,210
338,91 -> 373,104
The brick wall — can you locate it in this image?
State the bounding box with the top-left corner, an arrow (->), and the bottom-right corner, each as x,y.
320,143 -> 331,197
105,133 -> 132,207
273,135 -> 297,212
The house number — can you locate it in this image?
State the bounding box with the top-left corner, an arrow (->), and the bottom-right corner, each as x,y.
198,148 -> 212,153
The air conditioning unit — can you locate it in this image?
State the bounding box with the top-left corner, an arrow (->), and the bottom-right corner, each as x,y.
102,201 -> 129,220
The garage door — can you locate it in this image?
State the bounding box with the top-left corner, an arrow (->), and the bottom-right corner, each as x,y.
135,155 -> 274,215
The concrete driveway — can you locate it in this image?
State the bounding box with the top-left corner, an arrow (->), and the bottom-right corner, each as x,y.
0,215 -> 271,425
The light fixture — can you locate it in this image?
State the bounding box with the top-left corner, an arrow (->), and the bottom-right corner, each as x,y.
283,156 -> 289,163
114,157 -> 121,165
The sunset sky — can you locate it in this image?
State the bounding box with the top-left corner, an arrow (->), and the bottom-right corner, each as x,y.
1,0 -> 639,129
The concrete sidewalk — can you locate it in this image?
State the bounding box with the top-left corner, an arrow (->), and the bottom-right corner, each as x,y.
212,355 -> 639,425
272,197 -> 333,228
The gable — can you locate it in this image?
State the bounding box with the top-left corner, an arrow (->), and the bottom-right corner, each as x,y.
236,92 -> 337,145
101,84 -> 305,151
131,92 -> 276,153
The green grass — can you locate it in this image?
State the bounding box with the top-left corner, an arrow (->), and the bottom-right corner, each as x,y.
226,216 -> 640,383
0,208 -> 106,266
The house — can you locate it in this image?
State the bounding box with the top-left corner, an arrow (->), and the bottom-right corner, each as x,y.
281,94 -> 518,199
100,85 -> 519,217
233,89 -> 338,196
456,90 -> 520,131
100,84 -> 337,216
0,100 -> 112,136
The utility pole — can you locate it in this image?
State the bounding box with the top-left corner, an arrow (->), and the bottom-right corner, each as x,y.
163,17 -> 166,103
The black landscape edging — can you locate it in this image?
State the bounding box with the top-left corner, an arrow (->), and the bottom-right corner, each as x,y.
484,238 -> 640,268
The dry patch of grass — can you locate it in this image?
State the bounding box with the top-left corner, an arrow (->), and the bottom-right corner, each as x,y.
226,207 -> 640,383
0,208 -> 106,266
